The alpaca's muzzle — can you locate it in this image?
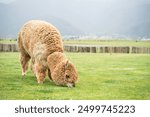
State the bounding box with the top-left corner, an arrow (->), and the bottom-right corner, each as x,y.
67,83 -> 75,88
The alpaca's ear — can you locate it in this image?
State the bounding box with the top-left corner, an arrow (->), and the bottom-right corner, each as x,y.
65,60 -> 69,69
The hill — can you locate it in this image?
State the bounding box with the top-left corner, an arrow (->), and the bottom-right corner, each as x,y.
0,0 -> 150,38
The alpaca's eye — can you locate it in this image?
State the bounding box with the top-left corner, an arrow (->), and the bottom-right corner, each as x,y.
66,75 -> 70,80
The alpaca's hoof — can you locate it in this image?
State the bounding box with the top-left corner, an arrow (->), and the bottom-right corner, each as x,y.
22,72 -> 26,76
37,80 -> 43,84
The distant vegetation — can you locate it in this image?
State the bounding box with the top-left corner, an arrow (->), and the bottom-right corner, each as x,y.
0,38 -> 150,47
0,38 -> 17,44
63,39 -> 150,47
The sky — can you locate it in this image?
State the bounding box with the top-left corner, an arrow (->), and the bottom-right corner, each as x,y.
0,0 -> 149,4
0,0 -> 150,38
0,0 -> 15,4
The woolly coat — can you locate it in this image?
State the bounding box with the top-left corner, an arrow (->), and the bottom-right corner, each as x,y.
18,20 -> 63,67
18,20 -> 78,87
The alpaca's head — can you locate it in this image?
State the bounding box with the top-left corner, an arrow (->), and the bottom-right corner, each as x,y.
48,59 -> 78,87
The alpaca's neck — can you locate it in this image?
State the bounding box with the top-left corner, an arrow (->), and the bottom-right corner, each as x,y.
47,52 -> 67,73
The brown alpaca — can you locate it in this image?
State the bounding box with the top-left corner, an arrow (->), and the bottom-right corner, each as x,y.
18,20 -> 78,87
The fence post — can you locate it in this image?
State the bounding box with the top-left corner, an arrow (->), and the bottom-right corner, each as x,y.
11,44 -> 18,52
0,43 -> 3,52
3,44 -> 11,52
91,47 -> 96,53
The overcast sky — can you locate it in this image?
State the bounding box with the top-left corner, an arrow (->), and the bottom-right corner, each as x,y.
0,0 -> 15,4
0,0 -> 149,4
0,0 -> 150,37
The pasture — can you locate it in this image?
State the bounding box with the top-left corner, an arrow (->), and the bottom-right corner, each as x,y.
0,52 -> 150,100
63,39 -> 150,47
1,39 -> 150,47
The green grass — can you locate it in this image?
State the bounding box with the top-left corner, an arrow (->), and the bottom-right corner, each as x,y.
0,52 -> 150,100
0,39 -> 17,44
1,39 -> 150,47
63,39 -> 150,47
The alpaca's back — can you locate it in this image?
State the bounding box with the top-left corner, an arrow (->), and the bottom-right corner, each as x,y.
18,20 -> 63,58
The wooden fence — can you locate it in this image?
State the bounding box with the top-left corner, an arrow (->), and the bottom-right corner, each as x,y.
0,43 -> 150,54
64,45 -> 150,54
0,44 -> 18,52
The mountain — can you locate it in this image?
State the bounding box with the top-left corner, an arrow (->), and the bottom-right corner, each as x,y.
0,0 -> 150,38
0,0 -> 84,38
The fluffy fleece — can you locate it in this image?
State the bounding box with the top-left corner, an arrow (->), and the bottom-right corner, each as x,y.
18,20 -> 78,87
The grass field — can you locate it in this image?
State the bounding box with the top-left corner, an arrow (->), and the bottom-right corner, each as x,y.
1,39 -> 150,47
0,52 -> 150,100
64,40 -> 150,47
0,39 -> 17,44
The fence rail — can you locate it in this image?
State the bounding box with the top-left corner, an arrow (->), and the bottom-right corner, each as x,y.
0,43 -> 150,54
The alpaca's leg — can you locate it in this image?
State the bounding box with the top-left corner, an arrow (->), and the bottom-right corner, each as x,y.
34,63 -> 46,84
30,58 -> 36,75
48,69 -> 53,81
20,54 -> 30,76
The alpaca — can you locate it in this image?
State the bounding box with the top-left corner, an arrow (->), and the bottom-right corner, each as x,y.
18,20 -> 78,87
